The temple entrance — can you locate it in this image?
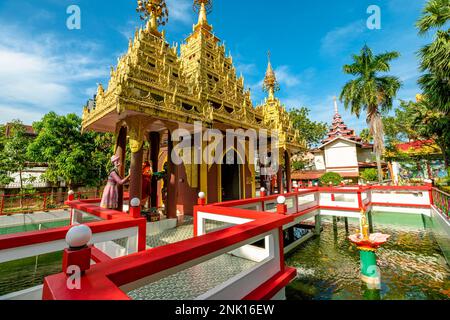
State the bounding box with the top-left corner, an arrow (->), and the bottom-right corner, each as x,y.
221,150 -> 241,202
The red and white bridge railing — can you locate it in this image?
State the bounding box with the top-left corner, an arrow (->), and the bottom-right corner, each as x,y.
0,193 -> 146,299
42,195 -> 296,300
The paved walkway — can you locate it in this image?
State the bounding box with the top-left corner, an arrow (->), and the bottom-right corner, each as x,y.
146,216 -> 232,248
128,217 -> 256,300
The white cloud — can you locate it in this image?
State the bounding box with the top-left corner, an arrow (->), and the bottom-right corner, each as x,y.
235,63 -> 257,76
117,19 -> 141,40
275,66 -> 301,87
168,0 -> 193,24
320,20 -> 366,56
0,104 -> 46,124
0,24 -> 110,124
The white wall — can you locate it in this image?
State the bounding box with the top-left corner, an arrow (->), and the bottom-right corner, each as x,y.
314,152 -> 326,170
324,140 -> 358,169
4,167 -> 49,189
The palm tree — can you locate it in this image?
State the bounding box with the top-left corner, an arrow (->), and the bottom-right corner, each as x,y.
416,0 -> 450,113
360,128 -> 373,144
416,0 -> 450,34
340,45 -> 402,182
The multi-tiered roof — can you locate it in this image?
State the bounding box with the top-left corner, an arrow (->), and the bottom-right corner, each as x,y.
322,97 -> 363,144
82,0 -> 303,152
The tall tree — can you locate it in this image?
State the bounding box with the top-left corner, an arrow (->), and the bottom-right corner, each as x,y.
289,107 -> 328,171
28,112 -> 114,189
0,121 -> 32,194
416,0 -> 450,169
340,45 -> 402,182
416,0 -> 450,113
383,100 -> 424,145
289,107 -> 328,148
413,99 -> 450,167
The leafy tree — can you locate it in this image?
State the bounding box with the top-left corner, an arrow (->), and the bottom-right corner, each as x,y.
416,0 -> 450,112
0,120 -> 32,193
340,45 -> 402,182
413,99 -> 450,167
28,112 -> 114,189
319,172 -> 342,186
360,168 -> 378,182
383,100 -> 424,145
415,0 -> 450,169
289,107 -> 328,149
382,99 -> 450,167
292,160 -> 307,171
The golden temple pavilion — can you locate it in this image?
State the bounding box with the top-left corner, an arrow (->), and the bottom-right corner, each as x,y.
82,0 -> 304,218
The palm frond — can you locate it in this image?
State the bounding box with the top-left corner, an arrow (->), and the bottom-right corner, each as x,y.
416,0 -> 450,34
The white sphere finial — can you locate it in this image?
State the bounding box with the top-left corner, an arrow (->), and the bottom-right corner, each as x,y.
65,225 -> 92,248
260,187 -> 266,192
198,192 -> 206,199
277,196 -> 286,204
130,198 -> 141,207
68,190 -> 75,195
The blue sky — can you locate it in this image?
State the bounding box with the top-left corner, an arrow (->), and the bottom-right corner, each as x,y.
0,0 -> 432,134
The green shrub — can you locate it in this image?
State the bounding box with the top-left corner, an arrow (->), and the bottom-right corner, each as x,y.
360,168 -> 378,182
319,172 -> 342,186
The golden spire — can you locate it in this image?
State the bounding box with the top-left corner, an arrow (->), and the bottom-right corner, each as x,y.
136,0 -> 169,34
263,51 -> 280,100
194,0 -> 212,26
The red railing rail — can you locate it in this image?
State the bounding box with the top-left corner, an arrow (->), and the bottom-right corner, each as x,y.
432,188 -> 450,219
208,185 -> 433,214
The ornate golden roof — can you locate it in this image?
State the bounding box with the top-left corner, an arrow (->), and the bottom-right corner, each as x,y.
82,0 -> 304,151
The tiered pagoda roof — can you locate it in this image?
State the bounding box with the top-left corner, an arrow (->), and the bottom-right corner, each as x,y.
322,97 -> 363,144
81,0 -> 303,152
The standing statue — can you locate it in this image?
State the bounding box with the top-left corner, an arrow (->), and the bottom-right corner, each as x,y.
141,160 -> 153,207
100,155 -> 130,209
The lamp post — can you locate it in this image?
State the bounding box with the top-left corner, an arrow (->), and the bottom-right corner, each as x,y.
62,225 -> 93,275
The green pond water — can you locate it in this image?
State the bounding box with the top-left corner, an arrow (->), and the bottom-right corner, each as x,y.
286,212 -> 450,300
0,218 -> 98,296
1,212 -> 449,299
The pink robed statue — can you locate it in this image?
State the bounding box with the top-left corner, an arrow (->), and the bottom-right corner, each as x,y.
100,155 -> 130,209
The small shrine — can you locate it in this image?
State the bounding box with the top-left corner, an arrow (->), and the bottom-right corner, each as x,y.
292,98 -> 376,184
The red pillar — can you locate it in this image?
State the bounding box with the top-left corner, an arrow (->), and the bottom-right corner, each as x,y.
167,134 -> 178,219
129,147 -> 144,204
285,151 -> 292,193
277,167 -> 284,194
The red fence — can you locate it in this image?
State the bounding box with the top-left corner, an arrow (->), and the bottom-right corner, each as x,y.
0,190 -> 102,215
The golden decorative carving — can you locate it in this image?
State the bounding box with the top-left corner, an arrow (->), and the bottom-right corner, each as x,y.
126,116 -> 146,153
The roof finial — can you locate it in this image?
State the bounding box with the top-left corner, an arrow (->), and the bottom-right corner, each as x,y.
333,96 -> 339,114
136,0 -> 169,34
263,50 -> 280,100
194,0 -> 212,26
